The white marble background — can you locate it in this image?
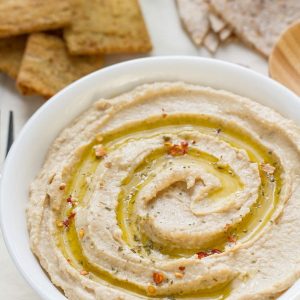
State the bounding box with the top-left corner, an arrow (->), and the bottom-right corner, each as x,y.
0,0 -> 267,299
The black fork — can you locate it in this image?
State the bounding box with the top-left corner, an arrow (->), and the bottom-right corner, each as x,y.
5,110 -> 14,157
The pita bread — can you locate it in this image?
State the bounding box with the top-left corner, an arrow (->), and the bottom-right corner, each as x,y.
0,0 -> 72,38
210,0 -> 300,57
0,35 -> 26,79
64,0 -> 152,55
219,27 -> 233,42
203,31 -> 219,53
176,0 -> 210,46
208,12 -> 226,33
17,33 -> 103,98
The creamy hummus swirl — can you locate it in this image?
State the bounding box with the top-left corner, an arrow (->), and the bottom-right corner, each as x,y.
28,82 -> 300,300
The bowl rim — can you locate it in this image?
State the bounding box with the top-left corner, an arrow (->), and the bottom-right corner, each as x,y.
1,56 -> 299,300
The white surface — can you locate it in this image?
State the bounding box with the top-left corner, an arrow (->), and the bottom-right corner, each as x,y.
0,1 -> 274,299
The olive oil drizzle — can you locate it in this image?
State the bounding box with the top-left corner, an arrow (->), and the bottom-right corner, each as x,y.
56,114 -> 282,299
117,147 -> 244,257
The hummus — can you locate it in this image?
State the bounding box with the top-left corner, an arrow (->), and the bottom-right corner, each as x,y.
28,82 -> 300,300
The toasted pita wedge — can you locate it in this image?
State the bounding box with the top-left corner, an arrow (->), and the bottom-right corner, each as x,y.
0,0 -> 72,38
64,0 -> 152,55
0,35 -> 26,79
176,0 -> 210,46
203,31 -> 219,53
210,0 -> 300,57
17,33 -> 104,98
219,27 -> 233,42
208,12 -> 226,33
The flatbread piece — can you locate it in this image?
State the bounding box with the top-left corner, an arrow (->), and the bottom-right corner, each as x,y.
210,0 -> 300,57
176,0 -> 210,46
17,33 -> 104,98
0,0 -> 72,38
208,12 -> 226,33
0,35 -> 26,79
64,0 -> 152,55
203,31 -> 219,53
219,27 -> 233,42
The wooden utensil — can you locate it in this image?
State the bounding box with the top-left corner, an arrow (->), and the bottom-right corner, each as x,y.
269,22 -> 300,96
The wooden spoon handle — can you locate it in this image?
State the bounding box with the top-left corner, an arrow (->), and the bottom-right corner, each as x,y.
269,22 -> 300,96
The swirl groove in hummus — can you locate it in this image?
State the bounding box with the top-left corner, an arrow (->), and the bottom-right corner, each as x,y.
28,82 -> 300,300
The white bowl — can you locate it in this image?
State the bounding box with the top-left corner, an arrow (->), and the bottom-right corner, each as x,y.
1,57 -> 300,300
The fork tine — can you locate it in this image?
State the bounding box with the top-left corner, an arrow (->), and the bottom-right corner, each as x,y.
5,110 -> 14,157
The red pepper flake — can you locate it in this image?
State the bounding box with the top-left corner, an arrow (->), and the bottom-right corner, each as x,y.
181,141 -> 189,154
67,196 -> 73,204
211,249 -> 222,254
66,196 -> 78,207
178,266 -> 185,271
62,211 -> 76,228
63,219 -> 70,228
153,272 -> 165,285
68,212 -> 76,219
197,251 -> 209,259
166,140 -> 189,156
197,249 -> 222,259
227,235 -> 237,243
